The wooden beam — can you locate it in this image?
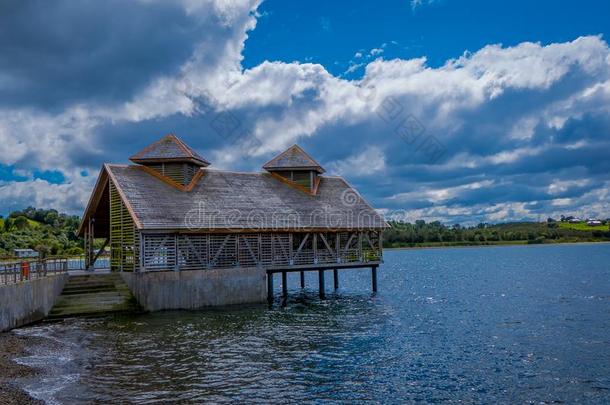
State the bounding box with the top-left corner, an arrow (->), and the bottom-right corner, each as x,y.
336,232 -> 341,263
266,261 -> 382,273
319,233 -> 335,256
313,233 -> 318,264
90,237 -> 109,269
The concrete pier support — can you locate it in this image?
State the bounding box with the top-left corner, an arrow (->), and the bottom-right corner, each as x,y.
300,271 -> 305,288
0,274 -> 68,332
122,267 -> 267,311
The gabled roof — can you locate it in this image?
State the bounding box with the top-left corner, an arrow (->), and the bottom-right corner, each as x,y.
129,134 -> 210,166
263,144 -> 325,173
82,165 -> 387,231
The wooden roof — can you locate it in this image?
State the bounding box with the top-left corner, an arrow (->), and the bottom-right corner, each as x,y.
81,165 -> 388,232
129,134 -> 210,166
263,144 -> 325,173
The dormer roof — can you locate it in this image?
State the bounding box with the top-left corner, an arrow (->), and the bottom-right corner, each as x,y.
262,144 -> 325,173
129,134 -> 210,166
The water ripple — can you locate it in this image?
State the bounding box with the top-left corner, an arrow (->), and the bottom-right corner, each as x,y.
13,244 -> 610,404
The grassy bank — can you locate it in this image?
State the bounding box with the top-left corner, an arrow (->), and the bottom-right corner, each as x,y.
558,222 -> 610,231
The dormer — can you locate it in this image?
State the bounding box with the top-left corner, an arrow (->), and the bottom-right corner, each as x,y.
263,144 -> 325,194
130,134 -> 209,187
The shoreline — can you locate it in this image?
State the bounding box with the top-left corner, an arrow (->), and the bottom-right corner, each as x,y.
0,333 -> 45,405
385,240 -> 610,251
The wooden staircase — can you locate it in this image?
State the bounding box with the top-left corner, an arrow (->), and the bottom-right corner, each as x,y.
47,273 -> 140,319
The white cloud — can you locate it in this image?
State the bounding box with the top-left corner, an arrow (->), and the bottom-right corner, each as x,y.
328,146 -> 386,177
388,180 -> 494,204
410,0 -> 438,11
1,0 -> 609,224
0,178 -> 90,214
547,179 -> 590,195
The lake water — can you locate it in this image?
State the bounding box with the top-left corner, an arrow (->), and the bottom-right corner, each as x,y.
14,243 -> 610,404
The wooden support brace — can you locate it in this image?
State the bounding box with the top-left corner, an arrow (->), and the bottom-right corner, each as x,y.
89,237 -> 109,269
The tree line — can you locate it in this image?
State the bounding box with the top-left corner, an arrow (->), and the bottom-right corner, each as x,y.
383,220 -> 610,248
0,207 -> 81,257
2,207 -> 609,256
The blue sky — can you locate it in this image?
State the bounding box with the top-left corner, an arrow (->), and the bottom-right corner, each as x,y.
0,0 -> 609,224
245,0 -> 610,76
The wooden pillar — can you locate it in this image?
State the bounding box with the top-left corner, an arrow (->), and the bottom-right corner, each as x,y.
300,271 -> 305,288
281,271 -> 288,306
174,233 -> 179,272
313,233 -> 318,264
372,266 -> 378,292
333,268 -> 339,290
318,269 -> 325,299
267,272 -> 273,305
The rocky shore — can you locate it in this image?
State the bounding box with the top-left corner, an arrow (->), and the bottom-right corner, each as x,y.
0,333 -> 44,405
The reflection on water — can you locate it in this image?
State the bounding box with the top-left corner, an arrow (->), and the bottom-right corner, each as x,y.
15,243 -> 610,404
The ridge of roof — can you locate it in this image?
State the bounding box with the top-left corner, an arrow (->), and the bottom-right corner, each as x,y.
110,164 -> 339,179
262,144 -> 325,173
129,134 -> 210,166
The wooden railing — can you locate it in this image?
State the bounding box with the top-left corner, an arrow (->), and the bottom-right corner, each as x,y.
139,230 -> 383,273
0,256 -> 111,285
0,258 -> 69,285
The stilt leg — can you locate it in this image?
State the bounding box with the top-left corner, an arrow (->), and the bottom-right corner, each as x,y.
318,270 -> 325,299
372,266 -> 378,293
267,272 -> 273,305
300,271 -> 305,288
281,271 -> 288,306
333,268 -> 339,290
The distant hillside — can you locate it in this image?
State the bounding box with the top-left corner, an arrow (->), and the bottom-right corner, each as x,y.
0,207 -> 82,257
384,220 -> 610,248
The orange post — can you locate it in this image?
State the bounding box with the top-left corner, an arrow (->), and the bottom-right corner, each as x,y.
20,261 -> 30,280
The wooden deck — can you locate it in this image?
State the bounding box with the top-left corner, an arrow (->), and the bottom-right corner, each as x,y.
266,261 -> 380,306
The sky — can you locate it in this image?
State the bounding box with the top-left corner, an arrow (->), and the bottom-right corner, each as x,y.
0,0 -> 609,224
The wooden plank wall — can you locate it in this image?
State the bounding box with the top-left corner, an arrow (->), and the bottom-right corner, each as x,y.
109,179 -> 139,272
139,230 -> 382,272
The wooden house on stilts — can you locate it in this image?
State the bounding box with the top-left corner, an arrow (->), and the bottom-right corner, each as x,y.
78,134 -> 388,309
